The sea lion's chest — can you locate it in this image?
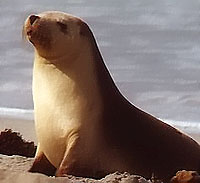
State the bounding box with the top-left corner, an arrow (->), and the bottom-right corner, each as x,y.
33,62 -> 88,136
32,60 -> 103,165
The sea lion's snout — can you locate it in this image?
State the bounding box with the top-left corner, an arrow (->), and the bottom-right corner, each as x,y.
24,14 -> 41,41
29,15 -> 40,25
26,15 -> 40,36
24,14 -> 52,50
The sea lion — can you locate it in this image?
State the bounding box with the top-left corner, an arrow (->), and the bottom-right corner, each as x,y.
23,11 -> 200,182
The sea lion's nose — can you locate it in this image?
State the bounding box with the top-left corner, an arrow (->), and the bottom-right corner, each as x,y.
29,15 -> 40,25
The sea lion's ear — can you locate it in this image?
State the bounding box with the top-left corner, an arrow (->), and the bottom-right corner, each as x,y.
78,20 -> 90,37
56,22 -> 68,34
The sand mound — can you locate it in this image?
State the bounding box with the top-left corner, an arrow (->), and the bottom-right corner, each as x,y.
0,129 -> 36,157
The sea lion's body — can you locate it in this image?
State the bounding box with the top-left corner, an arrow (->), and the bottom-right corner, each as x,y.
24,11 -> 200,182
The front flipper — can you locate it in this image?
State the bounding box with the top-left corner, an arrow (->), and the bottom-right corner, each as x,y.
55,133 -> 105,179
29,143 -> 56,176
55,132 -> 80,177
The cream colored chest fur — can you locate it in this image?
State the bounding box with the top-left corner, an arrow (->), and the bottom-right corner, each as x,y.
33,54 -> 102,167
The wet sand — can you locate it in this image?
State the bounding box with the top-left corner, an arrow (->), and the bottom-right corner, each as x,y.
0,117 -> 36,142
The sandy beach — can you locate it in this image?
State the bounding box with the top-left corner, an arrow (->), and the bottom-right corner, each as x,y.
0,163 -> 150,183
0,143 -> 150,183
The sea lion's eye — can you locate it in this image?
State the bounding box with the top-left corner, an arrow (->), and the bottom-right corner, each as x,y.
57,22 -> 68,34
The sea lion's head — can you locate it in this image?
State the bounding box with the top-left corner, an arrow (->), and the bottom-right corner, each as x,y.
23,11 -> 90,60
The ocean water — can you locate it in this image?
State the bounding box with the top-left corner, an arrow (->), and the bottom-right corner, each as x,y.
0,0 -> 200,132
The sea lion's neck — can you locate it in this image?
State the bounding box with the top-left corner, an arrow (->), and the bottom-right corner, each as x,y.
33,43 -> 102,127
89,35 -> 127,107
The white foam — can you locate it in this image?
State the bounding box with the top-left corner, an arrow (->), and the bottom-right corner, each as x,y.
0,107 -> 34,120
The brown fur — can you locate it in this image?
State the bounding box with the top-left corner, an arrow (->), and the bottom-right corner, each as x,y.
78,19 -> 200,182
